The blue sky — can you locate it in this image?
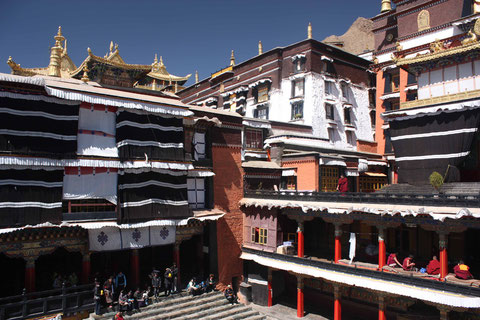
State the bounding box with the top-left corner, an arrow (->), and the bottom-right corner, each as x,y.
0,0 -> 379,86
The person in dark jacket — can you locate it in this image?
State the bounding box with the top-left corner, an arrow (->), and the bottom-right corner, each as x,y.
224,285 -> 237,305
150,271 -> 161,299
93,280 -> 102,315
164,268 -> 173,296
206,274 -> 216,292
115,272 -> 127,295
170,263 -> 178,293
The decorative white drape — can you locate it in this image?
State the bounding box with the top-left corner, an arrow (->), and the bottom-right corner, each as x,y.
78,107 -> 116,135
63,170 -> 118,204
77,133 -> 118,157
193,132 -> 206,160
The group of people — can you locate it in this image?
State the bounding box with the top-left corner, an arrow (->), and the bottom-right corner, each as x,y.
52,272 -> 78,288
387,252 -> 474,279
186,274 -> 217,296
149,263 -> 178,299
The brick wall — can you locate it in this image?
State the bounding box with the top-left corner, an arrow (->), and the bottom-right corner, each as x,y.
212,145 -> 244,289
282,158 -> 319,191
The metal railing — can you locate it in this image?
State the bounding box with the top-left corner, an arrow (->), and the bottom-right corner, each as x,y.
243,189 -> 480,208
0,284 -> 94,320
242,247 -> 480,297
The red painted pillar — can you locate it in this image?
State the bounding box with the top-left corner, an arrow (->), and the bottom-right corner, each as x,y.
25,257 -> 36,293
334,285 -> 341,320
439,233 -> 448,280
378,227 -> 386,270
82,253 -> 91,284
297,221 -> 304,258
334,224 -> 342,263
267,268 -> 273,307
378,294 -> 386,320
173,242 -> 181,288
130,249 -> 140,288
297,276 -> 304,318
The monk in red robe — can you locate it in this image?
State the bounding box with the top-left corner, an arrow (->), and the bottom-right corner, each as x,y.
454,260 -> 473,280
337,174 -> 348,192
427,255 -> 440,275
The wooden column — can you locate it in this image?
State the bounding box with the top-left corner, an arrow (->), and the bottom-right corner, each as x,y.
297,275 -> 304,318
438,306 -> 449,320
334,224 -> 342,263
334,284 -> 341,320
439,232 -> 448,280
25,257 -> 36,293
297,221 -> 304,258
82,252 -> 91,284
267,268 -> 273,307
130,249 -> 140,288
378,227 -> 386,270
378,294 -> 386,320
173,242 -> 181,287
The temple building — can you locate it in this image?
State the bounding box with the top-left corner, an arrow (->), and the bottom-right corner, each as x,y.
7,27 -> 190,93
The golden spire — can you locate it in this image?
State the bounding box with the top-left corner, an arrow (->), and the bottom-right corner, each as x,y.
63,39 -> 67,55
258,41 -> 263,55
154,53 -> 158,64
475,0 -> 480,14
195,70 -> 199,83
160,56 -> 164,67
48,26 -> 65,77
110,41 -> 114,54
230,50 -> 235,66
308,22 -> 312,39
381,0 -> 392,13
81,65 -> 90,83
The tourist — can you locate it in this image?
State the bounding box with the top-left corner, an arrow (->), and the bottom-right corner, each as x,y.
150,271 -> 161,299
206,274 -> 216,292
93,280 -> 103,315
386,252 -> 402,268
336,174 -> 348,193
170,262 -> 178,293
68,272 -> 78,287
427,255 -> 440,275
187,277 -> 201,296
115,271 -> 127,294
402,254 -> 416,271
53,273 -> 63,289
164,267 -> 173,296
127,290 -> 137,311
118,290 -> 129,312
224,285 -> 238,305
454,260 -> 473,280
103,277 -> 114,308
114,312 -> 124,320
142,287 -> 150,306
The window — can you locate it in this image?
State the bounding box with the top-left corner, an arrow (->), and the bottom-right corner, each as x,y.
344,107 -> 352,125
325,81 -> 334,95
245,128 -> 263,149
321,166 -> 338,192
323,61 -> 335,74
229,93 -> 237,112
359,176 -> 387,192
291,101 -> 304,120
286,176 -> 296,190
369,90 -> 376,107
187,178 -> 205,209
325,103 -> 335,120
346,131 -> 356,145
341,82 -> 349,100
370,110 -> 376,128
293,59 -> 305,73
384,101 -> 399,111
328,128 -> 337,142
291,79 -> 305,98
392,74 -> 400,92
256,84 -> 269,103
251,227 -> 268,244
254,106 -> 269,119
385,73 -> 399,93
407,72 -> 417,85
193,132 -> 206,160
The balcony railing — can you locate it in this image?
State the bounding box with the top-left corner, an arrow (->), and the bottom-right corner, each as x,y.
243,189 -> 480,208
0,284 -> 94,320
242,247 -> 480,297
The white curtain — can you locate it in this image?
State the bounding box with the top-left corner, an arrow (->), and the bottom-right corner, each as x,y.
77,133 -> 118,157
78,107 -> 116,135
63,171 -> 117,204
193,132 -> 206,160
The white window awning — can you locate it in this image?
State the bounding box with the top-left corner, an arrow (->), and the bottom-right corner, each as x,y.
319,158 -> 347,167
282,169 -> 297,177
321,55 -> 333,62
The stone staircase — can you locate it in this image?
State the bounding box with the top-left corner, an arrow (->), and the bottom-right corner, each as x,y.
87,291 -> 267,320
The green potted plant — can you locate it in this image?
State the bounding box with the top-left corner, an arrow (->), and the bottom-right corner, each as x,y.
429,171 -> 444,194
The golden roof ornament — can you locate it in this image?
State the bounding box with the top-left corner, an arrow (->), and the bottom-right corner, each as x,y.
381,0 -> 392,13
475,0 -> 480,14
48,26 -> 64,77
308,23 -> 312,39
63,39 -> 68,55
230,50 -> 235,66
372,56 -> 379,64
195,70 -> 199,83
430,39 -> 444,53
258,41 -> 263,55
461,29 -> 477,45
474,19 -> 480,36
396,41 -> 403,51
81,65 -> 90,83
159,56 -> 164,67
110,41 -> 114,54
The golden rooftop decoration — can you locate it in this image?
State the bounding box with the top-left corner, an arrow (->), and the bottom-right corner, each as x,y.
475,0 -> 480,14
429,39 -> 444,53
308,23 -> 312,39
461,30 -> 477,45
195,70 -> 199,83
81,65 -> 89,83
230,50 -> 235,66
417,10 -> 430,32
396,41 -> 403,51
48,26 -> 65,77
258,41 -> 263,55
381,0 -> 392,13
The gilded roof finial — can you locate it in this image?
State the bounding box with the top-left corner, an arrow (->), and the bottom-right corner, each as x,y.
258,41 -> 263,55
54,26 -> 65,48
81,65 -> 90,83
308,22 -> 312,39
87,47 -> 93,56
154,53 -> 158,64
48,26 -> 64,77
230,50 -> 235,66
160,56 -> 164,67
110,41 -> 114,54
195,70 -> 199,83
475,0 -> 480,14
63,39 -> 67,55
381,0 -> 392,13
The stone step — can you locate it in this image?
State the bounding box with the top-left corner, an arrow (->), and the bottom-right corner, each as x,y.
217,308 -> 264,320
176,301 -> 237,320
244,315 -> 267,320
126,292 -> 222,320
142,296 -> 227,320
205,304 -> 252,320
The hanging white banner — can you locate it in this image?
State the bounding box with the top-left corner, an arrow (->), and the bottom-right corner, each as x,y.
121,227 -> 151,249
89,226 -> 122,251
150,226 -> 176,246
